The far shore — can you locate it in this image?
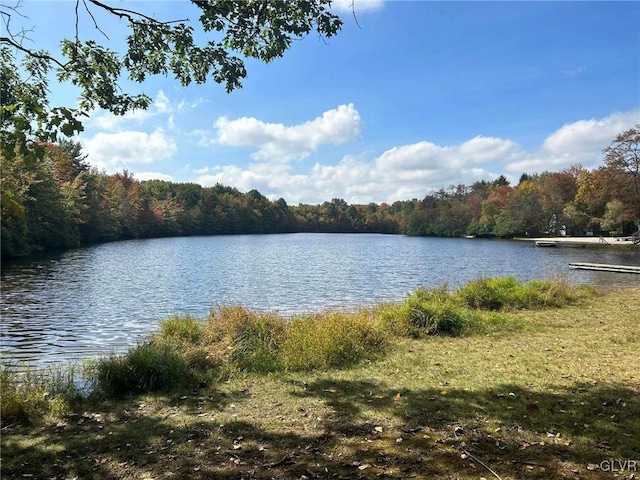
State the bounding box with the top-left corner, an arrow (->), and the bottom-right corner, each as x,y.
515,235 -> 639,246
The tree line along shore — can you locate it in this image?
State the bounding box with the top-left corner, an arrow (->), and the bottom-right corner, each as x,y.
2,127 -> 639,258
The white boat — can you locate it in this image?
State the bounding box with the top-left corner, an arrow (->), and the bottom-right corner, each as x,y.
535,240 -> 557,247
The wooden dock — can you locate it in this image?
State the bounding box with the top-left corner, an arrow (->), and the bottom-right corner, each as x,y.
569,262 -> 640,274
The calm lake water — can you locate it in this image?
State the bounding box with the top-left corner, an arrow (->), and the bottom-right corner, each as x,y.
1,233 -> 639,366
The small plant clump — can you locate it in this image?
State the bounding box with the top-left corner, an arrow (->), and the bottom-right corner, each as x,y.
159,315 -> 205,344
456,275 -> 597,310
210,306 -> 287,374
383,286 -> 477,337
282,310 -> 388,371
2,276 -> 600,419
0,363 -> 78,425
92,343 -> 193,398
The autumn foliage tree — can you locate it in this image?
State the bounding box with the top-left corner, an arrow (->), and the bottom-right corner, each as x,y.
3,128 -> 640,257
603,124 -> 640,228
1,0 -> 343,255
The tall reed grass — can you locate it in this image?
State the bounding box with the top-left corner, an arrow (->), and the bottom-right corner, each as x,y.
0,363 -> 79,424
208,306 -> 286,374
282,310 -> 388,371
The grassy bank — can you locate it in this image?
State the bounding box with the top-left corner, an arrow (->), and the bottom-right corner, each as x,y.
2,278 -> 638,479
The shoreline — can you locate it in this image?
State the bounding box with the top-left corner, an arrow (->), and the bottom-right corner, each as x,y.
515,235 -> 639,246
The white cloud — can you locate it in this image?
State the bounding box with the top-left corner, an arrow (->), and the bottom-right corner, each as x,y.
505,109 -> 639,172
331,0 -> 384,14
90,107 -> 154,131
542,110 -> 637,154
213,103 -> 363,162
87,90 -> 174,131
177,97 -> 208,112
191,129 -> 216,148
373,136 -> 518,194
197,163 -> 308,201
82,128 -> 177,173
134,172 -> 175,182
195,134 -> 510,204
309,155 -> 386,202
458,136 -> 519,163
192,109 -> 639,204
193,166 -> 210,175
154,91 -> 172,114
375,136 -> 517,174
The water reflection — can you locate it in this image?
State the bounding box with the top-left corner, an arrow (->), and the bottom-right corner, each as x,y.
1,234 -> 638,366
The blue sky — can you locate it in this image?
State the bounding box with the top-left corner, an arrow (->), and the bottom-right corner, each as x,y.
11,0 -> 640,204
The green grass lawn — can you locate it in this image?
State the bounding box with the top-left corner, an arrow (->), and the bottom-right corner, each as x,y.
2,285 -> 638,479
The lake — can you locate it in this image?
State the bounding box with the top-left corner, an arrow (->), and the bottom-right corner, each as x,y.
1,233 -> 639,366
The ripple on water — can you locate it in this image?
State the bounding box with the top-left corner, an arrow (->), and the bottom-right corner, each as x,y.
1,234 -> 638,367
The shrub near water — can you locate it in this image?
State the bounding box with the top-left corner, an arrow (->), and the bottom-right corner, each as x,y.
156,316 -> 222,376
282,311 -> 388,371
159,315 -> 205,344
379,286 -> 478,337
207,307 -> 388,374
207,306 -> 285,374
94,342 -> 192,397
457,276 -> 597,310
1,364 -> 77,424
1,277 -> 601,417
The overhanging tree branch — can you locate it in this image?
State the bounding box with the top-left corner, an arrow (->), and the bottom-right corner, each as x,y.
2,0 -> 343,164
0,35 -> 70,69
80,0 -> 109,40
85,0 -> 188,26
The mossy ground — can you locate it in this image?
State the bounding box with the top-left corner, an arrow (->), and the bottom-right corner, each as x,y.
2,287 -> 639,479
